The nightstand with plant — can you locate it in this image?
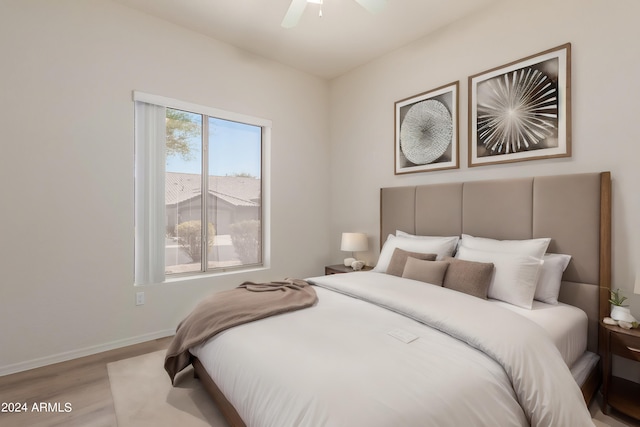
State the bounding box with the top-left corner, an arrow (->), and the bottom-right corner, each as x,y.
601,288 -> 640,420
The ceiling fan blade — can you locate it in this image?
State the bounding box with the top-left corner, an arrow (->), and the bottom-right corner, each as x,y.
354,0 -> 386,14
281,0 -> 308,28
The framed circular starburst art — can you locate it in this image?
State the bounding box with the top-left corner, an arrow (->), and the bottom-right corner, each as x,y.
394,81 -> 459,174
468,43 -> 571,167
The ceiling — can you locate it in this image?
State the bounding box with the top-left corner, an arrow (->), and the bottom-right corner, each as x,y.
112,0 -> 502,79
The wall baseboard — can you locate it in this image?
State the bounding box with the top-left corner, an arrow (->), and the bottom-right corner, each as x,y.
0,329 -> 175,377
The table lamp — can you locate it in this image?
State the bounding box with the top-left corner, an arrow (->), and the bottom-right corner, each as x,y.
341,232 -> 368,268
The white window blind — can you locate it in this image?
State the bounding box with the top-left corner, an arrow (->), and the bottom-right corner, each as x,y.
134,101 -> 166,285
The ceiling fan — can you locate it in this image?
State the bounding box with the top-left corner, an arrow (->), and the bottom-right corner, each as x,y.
281,0 -> 387,29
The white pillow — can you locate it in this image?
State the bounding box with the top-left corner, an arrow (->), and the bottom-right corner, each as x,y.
459,234 -> 551,259
373,234 -> 459,272
534,253 -> 572,304
456,246 -> 543,309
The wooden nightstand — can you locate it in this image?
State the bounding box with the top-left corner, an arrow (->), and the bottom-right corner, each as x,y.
324,264 -> 373,275
601,322 -> 640,420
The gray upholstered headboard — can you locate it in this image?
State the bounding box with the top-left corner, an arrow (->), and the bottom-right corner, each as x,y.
380,172 -> 611,354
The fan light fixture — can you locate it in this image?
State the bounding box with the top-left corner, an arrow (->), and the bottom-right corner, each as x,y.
281,0 -> 386,29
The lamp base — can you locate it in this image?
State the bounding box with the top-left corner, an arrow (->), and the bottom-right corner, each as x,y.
343,257 -> 356,267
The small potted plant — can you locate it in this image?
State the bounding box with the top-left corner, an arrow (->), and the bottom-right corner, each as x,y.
609,288 -> 637,324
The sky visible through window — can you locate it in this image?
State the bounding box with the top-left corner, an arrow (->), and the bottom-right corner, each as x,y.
166,115 -> 261,178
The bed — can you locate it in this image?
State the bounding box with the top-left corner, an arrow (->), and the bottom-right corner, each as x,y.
169,171 -> 612,427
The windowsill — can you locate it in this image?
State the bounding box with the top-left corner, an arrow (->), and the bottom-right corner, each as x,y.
136,265 -> 270,287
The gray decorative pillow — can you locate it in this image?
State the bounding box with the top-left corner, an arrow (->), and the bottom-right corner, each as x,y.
402,257 -> 449,286
442,257 -> 494,299
386,248 -> 437,277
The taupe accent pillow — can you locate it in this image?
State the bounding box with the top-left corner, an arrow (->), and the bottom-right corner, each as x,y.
402,257 -> 449,286
386,248 -> 437,277
442,257 -> 494,299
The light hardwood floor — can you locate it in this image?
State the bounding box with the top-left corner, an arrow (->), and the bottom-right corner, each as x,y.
0,337 -> 172,427
1,336 -> 639,427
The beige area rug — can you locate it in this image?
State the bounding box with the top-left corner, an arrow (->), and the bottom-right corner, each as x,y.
107,350 -> 229,427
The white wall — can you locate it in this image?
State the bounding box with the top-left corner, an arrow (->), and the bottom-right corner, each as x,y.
328,0 -> 640,380
0,0 -> 331,373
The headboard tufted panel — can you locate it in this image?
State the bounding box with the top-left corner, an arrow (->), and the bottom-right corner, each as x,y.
380,186 -> 415,239
415,183 -> 463,238
532,173 -> 601,285
462,178 -> 533,240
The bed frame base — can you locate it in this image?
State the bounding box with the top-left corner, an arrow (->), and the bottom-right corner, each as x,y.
192,357 -> 246,427
581,361 -> 601,405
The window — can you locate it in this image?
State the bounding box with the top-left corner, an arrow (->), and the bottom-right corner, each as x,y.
134,92 -> 270,284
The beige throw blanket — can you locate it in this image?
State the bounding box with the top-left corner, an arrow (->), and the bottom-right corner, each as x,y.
164,279 -> 317,383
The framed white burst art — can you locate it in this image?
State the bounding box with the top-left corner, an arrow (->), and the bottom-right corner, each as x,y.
394,81 -> 459,174
468,43 -> 571,167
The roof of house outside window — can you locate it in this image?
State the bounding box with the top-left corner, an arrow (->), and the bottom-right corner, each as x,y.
165,172 -> 260,207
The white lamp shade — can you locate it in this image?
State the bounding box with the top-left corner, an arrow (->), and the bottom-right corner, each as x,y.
635,272 -> 640,295
341,232 -> 368,252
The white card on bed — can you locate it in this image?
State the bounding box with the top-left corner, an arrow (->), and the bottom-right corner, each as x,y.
387,328 -> 418,343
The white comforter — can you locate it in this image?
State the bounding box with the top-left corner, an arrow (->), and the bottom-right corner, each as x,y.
190,272 -> 593,427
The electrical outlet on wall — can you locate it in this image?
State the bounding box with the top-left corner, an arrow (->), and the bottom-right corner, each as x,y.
136,291 -> 145,306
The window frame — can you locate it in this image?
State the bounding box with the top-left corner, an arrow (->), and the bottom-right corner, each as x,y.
133,91 -> 271,284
